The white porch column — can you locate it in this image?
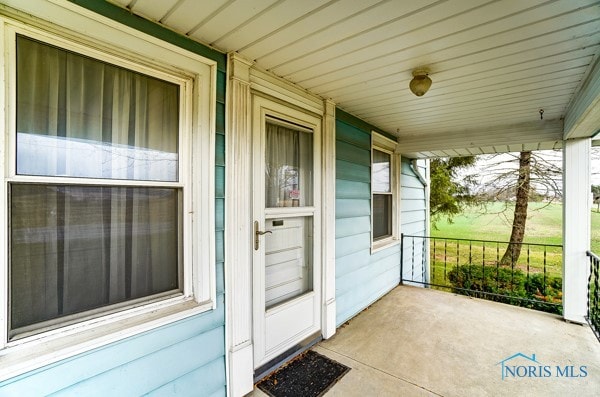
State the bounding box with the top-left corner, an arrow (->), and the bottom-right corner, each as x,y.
225,53 -> 254,396
322,99 -> 336,338
562,138 -> 591,323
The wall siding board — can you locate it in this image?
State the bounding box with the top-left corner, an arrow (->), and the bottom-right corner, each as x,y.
401,174 -> 427,189
401,223 -> 426,235
215,230 -> 225,264
335,120 -> 371,149
146,357 -> 227,396
336,109 -> 394,142
402,186 -> 426,200
216,71 -> 226,104
336,140 -> 370,166
2,9 -> 228,396
335,249 -> 371,278
401,199 -> 426,212
215,133 -> 225,166
336,266 -> 399,325
335,232 -> 372,259
216,262 -> 225,295
335,216 -> 370,238
335,198 -> 371,219
215,166 -> 225,198
336,266 -> 400,312
336,251 -> 400,297
216,102 -> 225,135
50,327 -> 225,396
334,111 -> 422,326
216,198 -> 225,231
336,160 -> 370,183
335,244 -> 400,280
336,180 -> 370,200
402,210 -> 427,224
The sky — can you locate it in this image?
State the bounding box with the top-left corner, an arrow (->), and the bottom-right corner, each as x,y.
456,147 -> 600,197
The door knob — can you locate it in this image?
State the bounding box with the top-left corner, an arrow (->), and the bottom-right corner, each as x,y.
254,221 -> 272,250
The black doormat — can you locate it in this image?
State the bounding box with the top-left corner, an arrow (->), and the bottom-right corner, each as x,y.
257,350 -> 350,397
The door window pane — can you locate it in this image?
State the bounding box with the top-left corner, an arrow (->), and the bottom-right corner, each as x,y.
373,194 -> 392,239
10,184 -> 181,336
264,216 -> 313,308
16,35 -> 179,182
265,120 -> 313,207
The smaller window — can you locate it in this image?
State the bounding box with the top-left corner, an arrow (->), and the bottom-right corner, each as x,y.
372,149 -> 392,239
371,133 -> 398,250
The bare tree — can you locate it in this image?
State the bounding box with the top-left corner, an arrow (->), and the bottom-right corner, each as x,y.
466,150 -> 562,264
500,151 -> 530,265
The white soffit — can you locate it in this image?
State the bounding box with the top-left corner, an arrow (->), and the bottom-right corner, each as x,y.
108,0 -> 600,157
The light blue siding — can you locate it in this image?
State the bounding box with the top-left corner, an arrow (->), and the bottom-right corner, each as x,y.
1,2 -> 228,396
0,296 -> 226,396
401,159 -> 428,283
335,216 -> 370,238
334,111 -> 401,326
334,111 -> 428,325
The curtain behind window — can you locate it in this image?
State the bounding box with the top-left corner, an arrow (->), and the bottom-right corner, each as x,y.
16,36 -> 179,181
265,121 -> 313,208
10,36 -> 181,337
372,149 -> 392,239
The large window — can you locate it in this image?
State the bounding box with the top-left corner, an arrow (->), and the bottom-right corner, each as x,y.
371,133 -> 399,250
6,33 -> 194,341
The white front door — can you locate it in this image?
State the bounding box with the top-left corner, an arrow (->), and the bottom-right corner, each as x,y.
252,96 -> 322,368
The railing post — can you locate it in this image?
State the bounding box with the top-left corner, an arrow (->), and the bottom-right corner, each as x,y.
400,233 -> 404,285
586,251 -> 600,342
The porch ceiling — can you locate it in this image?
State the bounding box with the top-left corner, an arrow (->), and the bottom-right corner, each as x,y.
108,0 -> 600,158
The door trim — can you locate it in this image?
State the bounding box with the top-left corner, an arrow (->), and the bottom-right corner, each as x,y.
225,52 -> 336,397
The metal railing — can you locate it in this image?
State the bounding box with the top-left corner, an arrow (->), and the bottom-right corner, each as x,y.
401,234 -> 563,314
586,251 -> 600,342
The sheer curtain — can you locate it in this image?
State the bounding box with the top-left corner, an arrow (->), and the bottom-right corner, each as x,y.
265,122 -> 299,207
10,36 -> 180,335
16,36 -> 179,181
265,121 -> 313,208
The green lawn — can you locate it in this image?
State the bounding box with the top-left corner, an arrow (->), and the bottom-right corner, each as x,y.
431,201 -> 600,252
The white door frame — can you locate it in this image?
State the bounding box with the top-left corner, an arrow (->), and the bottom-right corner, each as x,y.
224,53 -> 336,397
251,96 -> 322,368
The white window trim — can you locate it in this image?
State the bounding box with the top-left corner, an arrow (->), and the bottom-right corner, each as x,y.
371,132 -> 400,253
0,5 -> 216,382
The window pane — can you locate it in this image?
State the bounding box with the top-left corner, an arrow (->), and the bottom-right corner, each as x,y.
372,149 -> 390,192
373,194 -> 392,239
16,35 -> 179,182
265,120 -> 313,207
265,216 -> 313,309
10,184 -> 181,336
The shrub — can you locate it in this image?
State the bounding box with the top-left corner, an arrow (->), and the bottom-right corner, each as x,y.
447,264 -> 562,314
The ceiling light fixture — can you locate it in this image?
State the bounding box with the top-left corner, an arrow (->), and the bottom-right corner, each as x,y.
409,68 -> 432,97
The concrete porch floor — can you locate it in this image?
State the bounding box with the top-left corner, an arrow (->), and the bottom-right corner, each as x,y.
253,286 -> 600,397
